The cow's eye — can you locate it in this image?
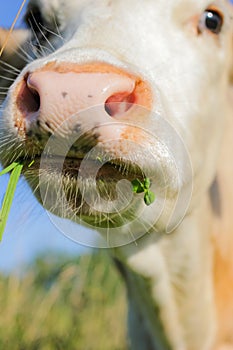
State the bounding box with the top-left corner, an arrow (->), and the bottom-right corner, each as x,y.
198,9 -> 224,34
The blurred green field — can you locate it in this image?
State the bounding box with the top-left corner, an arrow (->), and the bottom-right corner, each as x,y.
0,251 -> 128,350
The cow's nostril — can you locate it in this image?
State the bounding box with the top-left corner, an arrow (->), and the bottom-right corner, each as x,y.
16,76 -> 40,116
105,92 -> 135,117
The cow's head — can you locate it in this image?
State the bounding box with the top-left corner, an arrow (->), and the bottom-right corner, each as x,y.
0,0 -> 232,244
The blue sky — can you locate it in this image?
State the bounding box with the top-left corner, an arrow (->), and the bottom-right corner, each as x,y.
1,0 -> 28,28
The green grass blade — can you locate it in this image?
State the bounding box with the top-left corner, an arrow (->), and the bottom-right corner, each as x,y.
0,163 -> 23,240
28,160 -> 35,168
0,162 -> 19,176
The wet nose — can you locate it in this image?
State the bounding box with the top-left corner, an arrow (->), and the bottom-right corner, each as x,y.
17,69 -> 136,123
15,64 -> 152,134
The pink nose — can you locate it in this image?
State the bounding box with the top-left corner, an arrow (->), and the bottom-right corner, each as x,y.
17,69 -> 136,127
15,63 -> 152,135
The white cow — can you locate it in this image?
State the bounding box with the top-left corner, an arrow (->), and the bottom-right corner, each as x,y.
0,1 -> 233,349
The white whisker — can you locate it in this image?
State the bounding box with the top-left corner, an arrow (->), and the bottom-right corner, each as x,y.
0,75 -> 16,82
28,17 -> 46,57
0,59 -> 21,73
40,23 -> 64,42
12,46 -> 32,64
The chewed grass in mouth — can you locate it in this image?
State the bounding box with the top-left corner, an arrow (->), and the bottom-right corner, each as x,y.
0,156 -> 156,239
132,178 -> 156,206
61,158 -> 156,206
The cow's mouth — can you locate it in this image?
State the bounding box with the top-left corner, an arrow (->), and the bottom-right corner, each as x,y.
22,155 -> 147,225
62,157 -> 144,181
22,155 -> 145,181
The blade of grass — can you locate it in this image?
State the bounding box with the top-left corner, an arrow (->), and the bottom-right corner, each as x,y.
0,162 -> 19,176
28,160 -> 35,168
0,163 -> 23,240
